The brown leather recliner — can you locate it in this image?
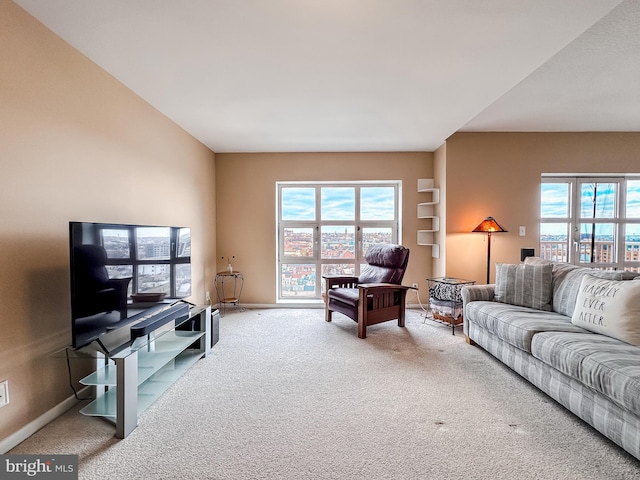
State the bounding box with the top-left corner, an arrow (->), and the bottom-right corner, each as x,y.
323,243 -> 410,338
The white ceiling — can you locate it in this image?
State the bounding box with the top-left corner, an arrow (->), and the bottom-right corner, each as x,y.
14,0 -> 639,153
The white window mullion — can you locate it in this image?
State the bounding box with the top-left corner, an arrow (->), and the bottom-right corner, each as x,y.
278,181 -> 400,301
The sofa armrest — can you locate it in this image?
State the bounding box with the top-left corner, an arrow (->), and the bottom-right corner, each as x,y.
461,284 -> 496,339
461,284 -> 496,305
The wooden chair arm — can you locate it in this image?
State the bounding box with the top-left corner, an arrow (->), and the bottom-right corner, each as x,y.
358,283 -> 411,291
324,275 -> 359,289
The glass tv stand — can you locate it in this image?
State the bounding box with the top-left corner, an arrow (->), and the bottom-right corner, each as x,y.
75,304 -> 212,438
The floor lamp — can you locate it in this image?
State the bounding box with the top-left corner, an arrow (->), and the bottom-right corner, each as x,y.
472,216 -> 508,284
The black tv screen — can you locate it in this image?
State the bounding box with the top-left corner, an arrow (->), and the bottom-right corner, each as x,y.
69,221 -> 191,349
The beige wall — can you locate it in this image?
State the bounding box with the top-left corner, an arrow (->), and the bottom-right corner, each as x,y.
0,1 -> 216,443
215,152 -> 433,304
443,132 -> 640,284
433,143 -> 447,277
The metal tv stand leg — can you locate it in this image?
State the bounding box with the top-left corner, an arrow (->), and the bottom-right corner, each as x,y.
115,351 -> 138,439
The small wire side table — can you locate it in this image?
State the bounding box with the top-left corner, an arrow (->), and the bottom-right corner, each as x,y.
426,276 -> 476,335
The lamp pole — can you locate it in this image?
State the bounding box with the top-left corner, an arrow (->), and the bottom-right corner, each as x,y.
486,231 -> 492,284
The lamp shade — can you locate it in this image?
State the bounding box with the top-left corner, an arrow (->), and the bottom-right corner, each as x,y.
472,216 -> 508,234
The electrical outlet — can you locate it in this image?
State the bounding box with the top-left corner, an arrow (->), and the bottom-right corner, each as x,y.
412,282 -> 419,289
205,291 -> 211,302
0,380 -> 9,408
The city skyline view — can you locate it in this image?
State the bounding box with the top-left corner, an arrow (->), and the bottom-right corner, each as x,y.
101,227 -> 192,298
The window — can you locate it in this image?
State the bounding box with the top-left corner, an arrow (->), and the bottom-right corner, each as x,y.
277,182 -> 400,300
540,176 -> 640,271
100,226 -> 191,298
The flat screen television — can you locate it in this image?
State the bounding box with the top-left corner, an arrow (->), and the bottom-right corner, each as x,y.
69,221 -> 191,349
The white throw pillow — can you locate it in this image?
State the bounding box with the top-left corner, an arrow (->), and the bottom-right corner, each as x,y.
571,274 -> 640,346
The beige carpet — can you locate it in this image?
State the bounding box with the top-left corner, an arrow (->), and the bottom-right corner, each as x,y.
10,308 -> 640,479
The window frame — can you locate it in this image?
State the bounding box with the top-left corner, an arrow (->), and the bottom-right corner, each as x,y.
540,175 -> 640,271
277,181 -> 401,301
100,225 -> 191,298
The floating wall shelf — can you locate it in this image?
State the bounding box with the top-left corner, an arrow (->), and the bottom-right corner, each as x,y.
417,179 -> 440,258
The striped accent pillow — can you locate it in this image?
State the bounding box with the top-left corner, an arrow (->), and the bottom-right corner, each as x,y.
495,263 -> 553,311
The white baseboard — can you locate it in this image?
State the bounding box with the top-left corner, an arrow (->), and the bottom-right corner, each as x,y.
217,303 -> 325,310
217,303 -> 427,311
0,387 -> 90,454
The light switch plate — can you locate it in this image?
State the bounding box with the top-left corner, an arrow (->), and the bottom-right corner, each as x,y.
519,226 -> 526,236
0,380 -> 8,408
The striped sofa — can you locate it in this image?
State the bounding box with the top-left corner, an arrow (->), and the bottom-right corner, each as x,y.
462,259 -> 640,461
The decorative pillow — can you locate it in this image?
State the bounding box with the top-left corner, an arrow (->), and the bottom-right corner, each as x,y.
551,265 -> 637,317
495,263 -> 553,311
571,275 -> 640,346
523,256 -> 553,266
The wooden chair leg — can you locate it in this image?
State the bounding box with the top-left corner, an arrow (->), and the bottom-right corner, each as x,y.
465,335 -> 476,345
325,306 -> 332,322
358,319 -> 366,339
358,302 -> 366,339
398,291 -> 407,327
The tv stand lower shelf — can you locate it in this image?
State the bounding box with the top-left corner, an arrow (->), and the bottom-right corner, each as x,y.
79,305 -> 212,438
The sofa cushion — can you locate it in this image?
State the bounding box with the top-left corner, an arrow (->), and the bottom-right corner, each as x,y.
571,275 -> 640,346
464,300 -> 586,353
553,265 -> 636,317
495,263 -> 553,311
530,331 -> 593,379
328,287 -> 390,310
531,331 -> 640,417
328,287 -> 359,308
525,258 -> 637,317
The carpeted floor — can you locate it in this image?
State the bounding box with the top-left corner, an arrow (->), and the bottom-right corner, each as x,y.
10,308 -> 640,479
